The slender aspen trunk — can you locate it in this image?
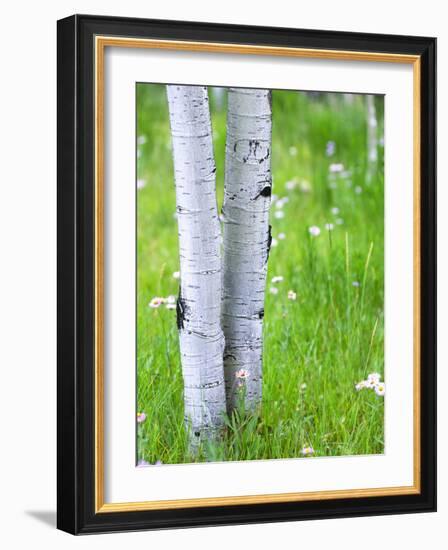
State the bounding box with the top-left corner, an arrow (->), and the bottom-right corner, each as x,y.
222,88 -> 272,415
166,85 -> 226,451
366,94 -> 378,185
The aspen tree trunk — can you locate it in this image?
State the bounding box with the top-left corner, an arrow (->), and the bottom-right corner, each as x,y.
366,94 -> 378,185
222,88 -> 272,415
166,85 -> 226,451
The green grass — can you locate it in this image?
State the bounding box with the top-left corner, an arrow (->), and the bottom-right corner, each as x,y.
136,85 -> 385,465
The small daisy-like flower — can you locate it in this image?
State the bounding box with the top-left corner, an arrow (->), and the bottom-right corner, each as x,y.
355,381 -> 368,391
172,271 -> 180,279
137,412 -> 146,423
275,197 -> 288,209
271,238 -> 278,248
308,226 -> 321,237
288,290 -> 297,300
285,179 -> 298,190
137,135 -> 147,145
352,281 -> 360,287
149,297 -> 165,308
137,178 -> 146,190
331,207 -> 340,215
301,446 -> 315,457
329,163 -> 344,173
289,146 -> 298,156
165,295 -> 176,310
274,210 -> 285,219
325,223 -> 334,231
355,186 -> 363,194
326,140 -> 336,157
368,373 -> 381,384
278,232 -> 286,240
271,275 -> 284,283
235,369 -> 249,379
374,383 -> 386,396
336,218 -> 344,225
300,383 -> 307,391
269,286 -> 279,295
137,459 -> 149,467
365,378 -> 377,389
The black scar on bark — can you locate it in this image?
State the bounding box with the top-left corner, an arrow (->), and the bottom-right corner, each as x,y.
266,224 -> 273,263
258,308 -> 265,319
235,140 -> 270,164
253,185 -> 272,200
176,292 -> 188,330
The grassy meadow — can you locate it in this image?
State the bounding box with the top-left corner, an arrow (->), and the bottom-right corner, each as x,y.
136,85 -> 385,465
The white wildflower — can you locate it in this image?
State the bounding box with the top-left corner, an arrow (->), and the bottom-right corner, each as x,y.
374,383 -> 386,396
308,226 -> 321,237
235,369 -> 249,379
329,163 -> 344,173
149,297 -> 165,309
172,271 -> 180,279
287,290 -> 297,301
269,287 -> 279,295
331,207 -> 340,215
325,223 -> 334,231
300,446 -> 315,457
368,373 -> 381,384
271,276 -> 284,284
278,232 -> 286,240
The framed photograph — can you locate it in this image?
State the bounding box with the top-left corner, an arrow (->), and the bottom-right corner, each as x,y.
57,14 -> 436,534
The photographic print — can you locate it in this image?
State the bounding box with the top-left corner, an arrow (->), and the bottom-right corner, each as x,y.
58,16 -> 436,533
136,84 -> 385,466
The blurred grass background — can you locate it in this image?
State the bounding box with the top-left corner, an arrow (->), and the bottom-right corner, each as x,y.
136,85 -> 385,464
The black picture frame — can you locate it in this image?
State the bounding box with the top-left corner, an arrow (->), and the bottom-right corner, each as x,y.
57,14 -> 436,534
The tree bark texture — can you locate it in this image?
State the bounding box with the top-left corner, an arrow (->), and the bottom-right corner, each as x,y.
166,85 -> 226,449
221,88 -> 273,415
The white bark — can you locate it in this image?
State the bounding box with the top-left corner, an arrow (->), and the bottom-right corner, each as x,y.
166,85 -> 226,450
222,88 -> 272,414
366,94 -> 378,184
